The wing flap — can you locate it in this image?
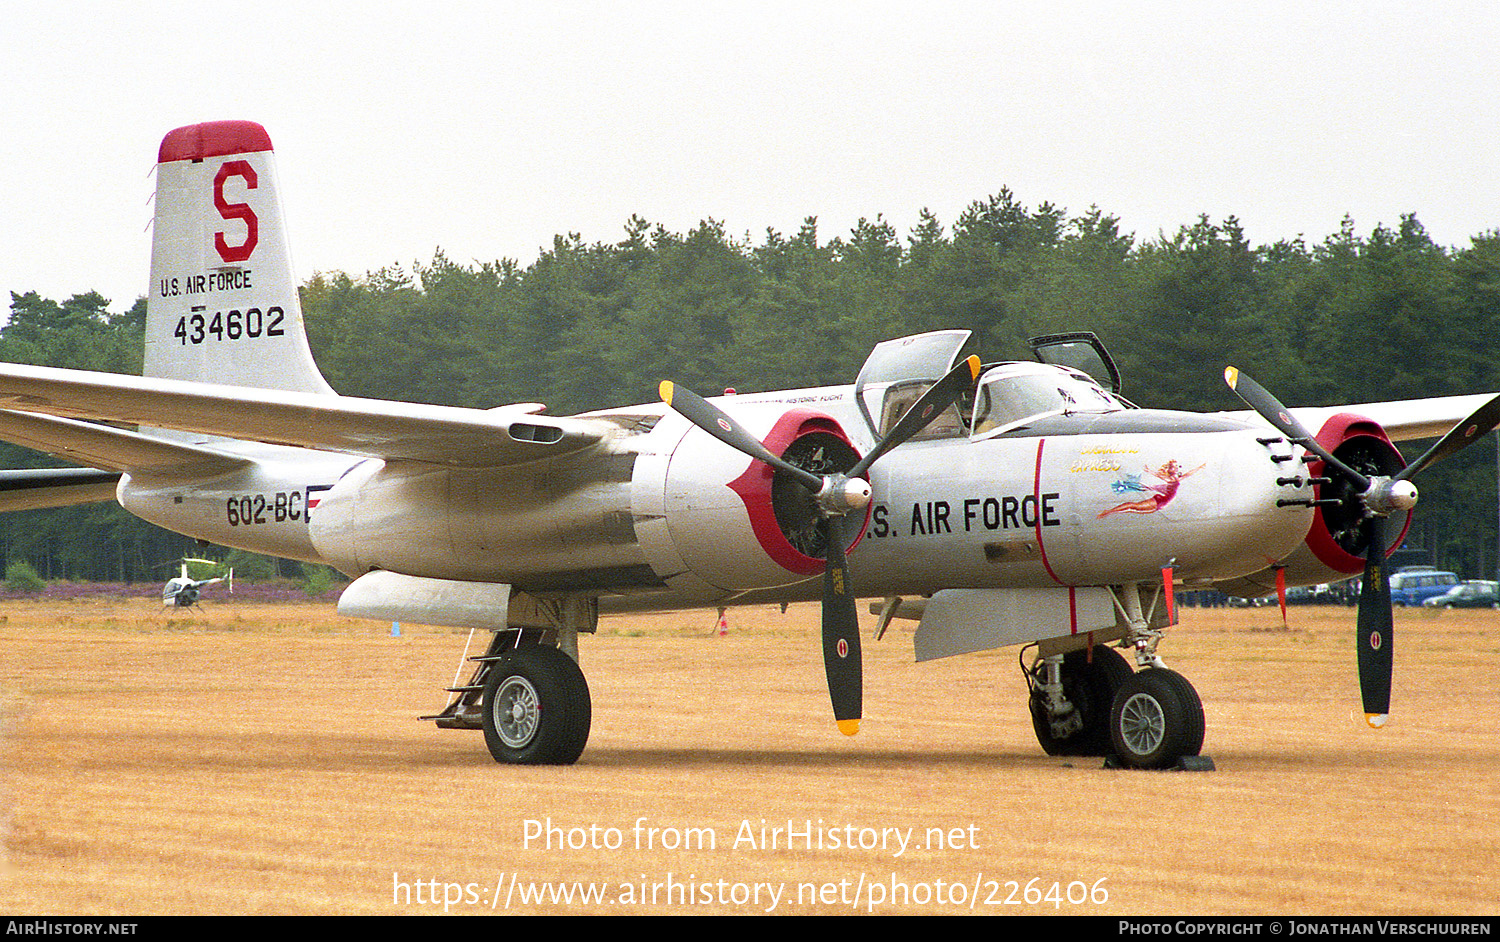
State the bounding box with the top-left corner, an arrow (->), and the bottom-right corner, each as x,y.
0,364 -> 606,467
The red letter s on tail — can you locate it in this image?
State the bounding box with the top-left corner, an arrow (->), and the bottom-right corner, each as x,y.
213,160 -> 259,263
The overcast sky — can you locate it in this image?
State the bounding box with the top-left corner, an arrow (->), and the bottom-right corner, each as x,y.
4,1 -> 1497,313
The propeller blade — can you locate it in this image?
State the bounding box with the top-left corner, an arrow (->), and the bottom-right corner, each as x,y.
814,354 -> 980,733
664,357 -> 981,739
1224,367 -> 1370,488
1397,392 -> 1500,482
659,381 -> 824,492
849,355 -> 982,479
821,514 -> 862,735
1355,517 -> 1393,728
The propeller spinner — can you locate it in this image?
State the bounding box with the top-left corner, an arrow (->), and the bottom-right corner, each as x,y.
661,355 -> 982,735
1226,367 -> 1500,727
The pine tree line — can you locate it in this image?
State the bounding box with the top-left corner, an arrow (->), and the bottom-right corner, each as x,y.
6,192 -> 1500,582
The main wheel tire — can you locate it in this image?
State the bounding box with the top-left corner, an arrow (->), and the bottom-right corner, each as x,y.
1108,668 -> 1204,770
1029,646 -> 1134,756
481,645 -> 591,765
1157,668 -> 1206,757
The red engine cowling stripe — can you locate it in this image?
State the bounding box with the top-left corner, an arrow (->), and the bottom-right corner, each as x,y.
1302,413 -> 1412,575
725,409 -> 871,576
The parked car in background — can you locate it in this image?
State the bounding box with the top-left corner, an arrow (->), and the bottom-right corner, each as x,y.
1314,579 -> 1359,605
1422,580 -> 1500,609
1227,595 -> 1271,607
1388,567 -> 1460,606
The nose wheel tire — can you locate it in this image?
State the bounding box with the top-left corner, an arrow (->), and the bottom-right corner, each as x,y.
1108,668 -> 1204,769
481,644 -> 591,765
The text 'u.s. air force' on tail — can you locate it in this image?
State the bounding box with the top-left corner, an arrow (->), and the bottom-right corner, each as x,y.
4,120 -> 1500,768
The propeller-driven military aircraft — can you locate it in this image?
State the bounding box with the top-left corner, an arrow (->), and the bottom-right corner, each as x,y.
162,558 -> 233,608
3,120 -> 1498,769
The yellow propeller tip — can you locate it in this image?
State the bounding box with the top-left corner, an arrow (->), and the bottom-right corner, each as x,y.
1224,366 -> 1239,387
1365,713 -> 1388,729
965,355 -> 982,381
658,380 -> 674,404
837,719 -> 861,736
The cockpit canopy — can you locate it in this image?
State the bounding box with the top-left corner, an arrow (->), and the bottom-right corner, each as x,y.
854,329 -> 1129,442
1027,331 -> 1121,394
970,362 -> 1127,436
854,330 -> 973,440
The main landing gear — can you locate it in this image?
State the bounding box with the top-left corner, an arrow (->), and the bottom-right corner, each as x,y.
1024,583 -> 1209,770
481,644 -> 591,765
428,630 -> 592,765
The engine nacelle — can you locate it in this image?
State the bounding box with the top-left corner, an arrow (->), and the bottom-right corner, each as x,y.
308,452 -> 651,590
1215,412 -> 1409,596
635,405 -> 869,593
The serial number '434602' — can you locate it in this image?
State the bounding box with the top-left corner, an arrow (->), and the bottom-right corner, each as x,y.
174,307 -> 285,345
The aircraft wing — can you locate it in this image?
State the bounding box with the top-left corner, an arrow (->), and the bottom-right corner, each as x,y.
0,363 -> 608,468
1220,392 -> 1496,444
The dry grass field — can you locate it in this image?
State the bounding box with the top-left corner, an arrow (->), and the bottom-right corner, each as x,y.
0,593 -> 1495,915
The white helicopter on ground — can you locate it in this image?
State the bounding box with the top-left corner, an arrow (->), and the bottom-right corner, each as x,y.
1,120 -> 1497,769
162,558 -> 233,608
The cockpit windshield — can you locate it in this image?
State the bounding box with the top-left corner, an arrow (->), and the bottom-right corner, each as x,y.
971,364 -> 1125,435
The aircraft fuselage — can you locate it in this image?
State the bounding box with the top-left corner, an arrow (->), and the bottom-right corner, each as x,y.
117,386 -> 1316,610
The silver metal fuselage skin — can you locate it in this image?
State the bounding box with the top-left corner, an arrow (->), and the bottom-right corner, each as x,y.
118,385 -> 1317,612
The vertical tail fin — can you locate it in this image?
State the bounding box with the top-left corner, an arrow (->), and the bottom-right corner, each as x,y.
146,121 -> 335,397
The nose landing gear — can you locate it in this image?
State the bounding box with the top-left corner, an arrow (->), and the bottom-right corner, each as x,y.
1026,580 -> 1213,771
1106,668 -> 1206,769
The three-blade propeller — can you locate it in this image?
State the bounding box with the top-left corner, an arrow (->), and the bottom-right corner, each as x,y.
661,355 -> 982,735
1226,367 -> 1500,727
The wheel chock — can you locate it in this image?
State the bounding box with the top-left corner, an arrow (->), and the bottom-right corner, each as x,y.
1101,753 -> 1216,771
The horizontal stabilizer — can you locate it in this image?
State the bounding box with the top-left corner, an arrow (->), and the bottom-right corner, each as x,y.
0,363 -> 606,467
0,467 -> 122,512
0,408 -> 249,478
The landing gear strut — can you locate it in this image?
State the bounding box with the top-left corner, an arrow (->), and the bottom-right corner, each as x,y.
1026,645 -> 1133,756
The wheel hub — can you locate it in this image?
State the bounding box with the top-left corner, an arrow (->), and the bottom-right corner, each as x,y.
1119,692 -> 1166,755
494,675 -> 540,748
